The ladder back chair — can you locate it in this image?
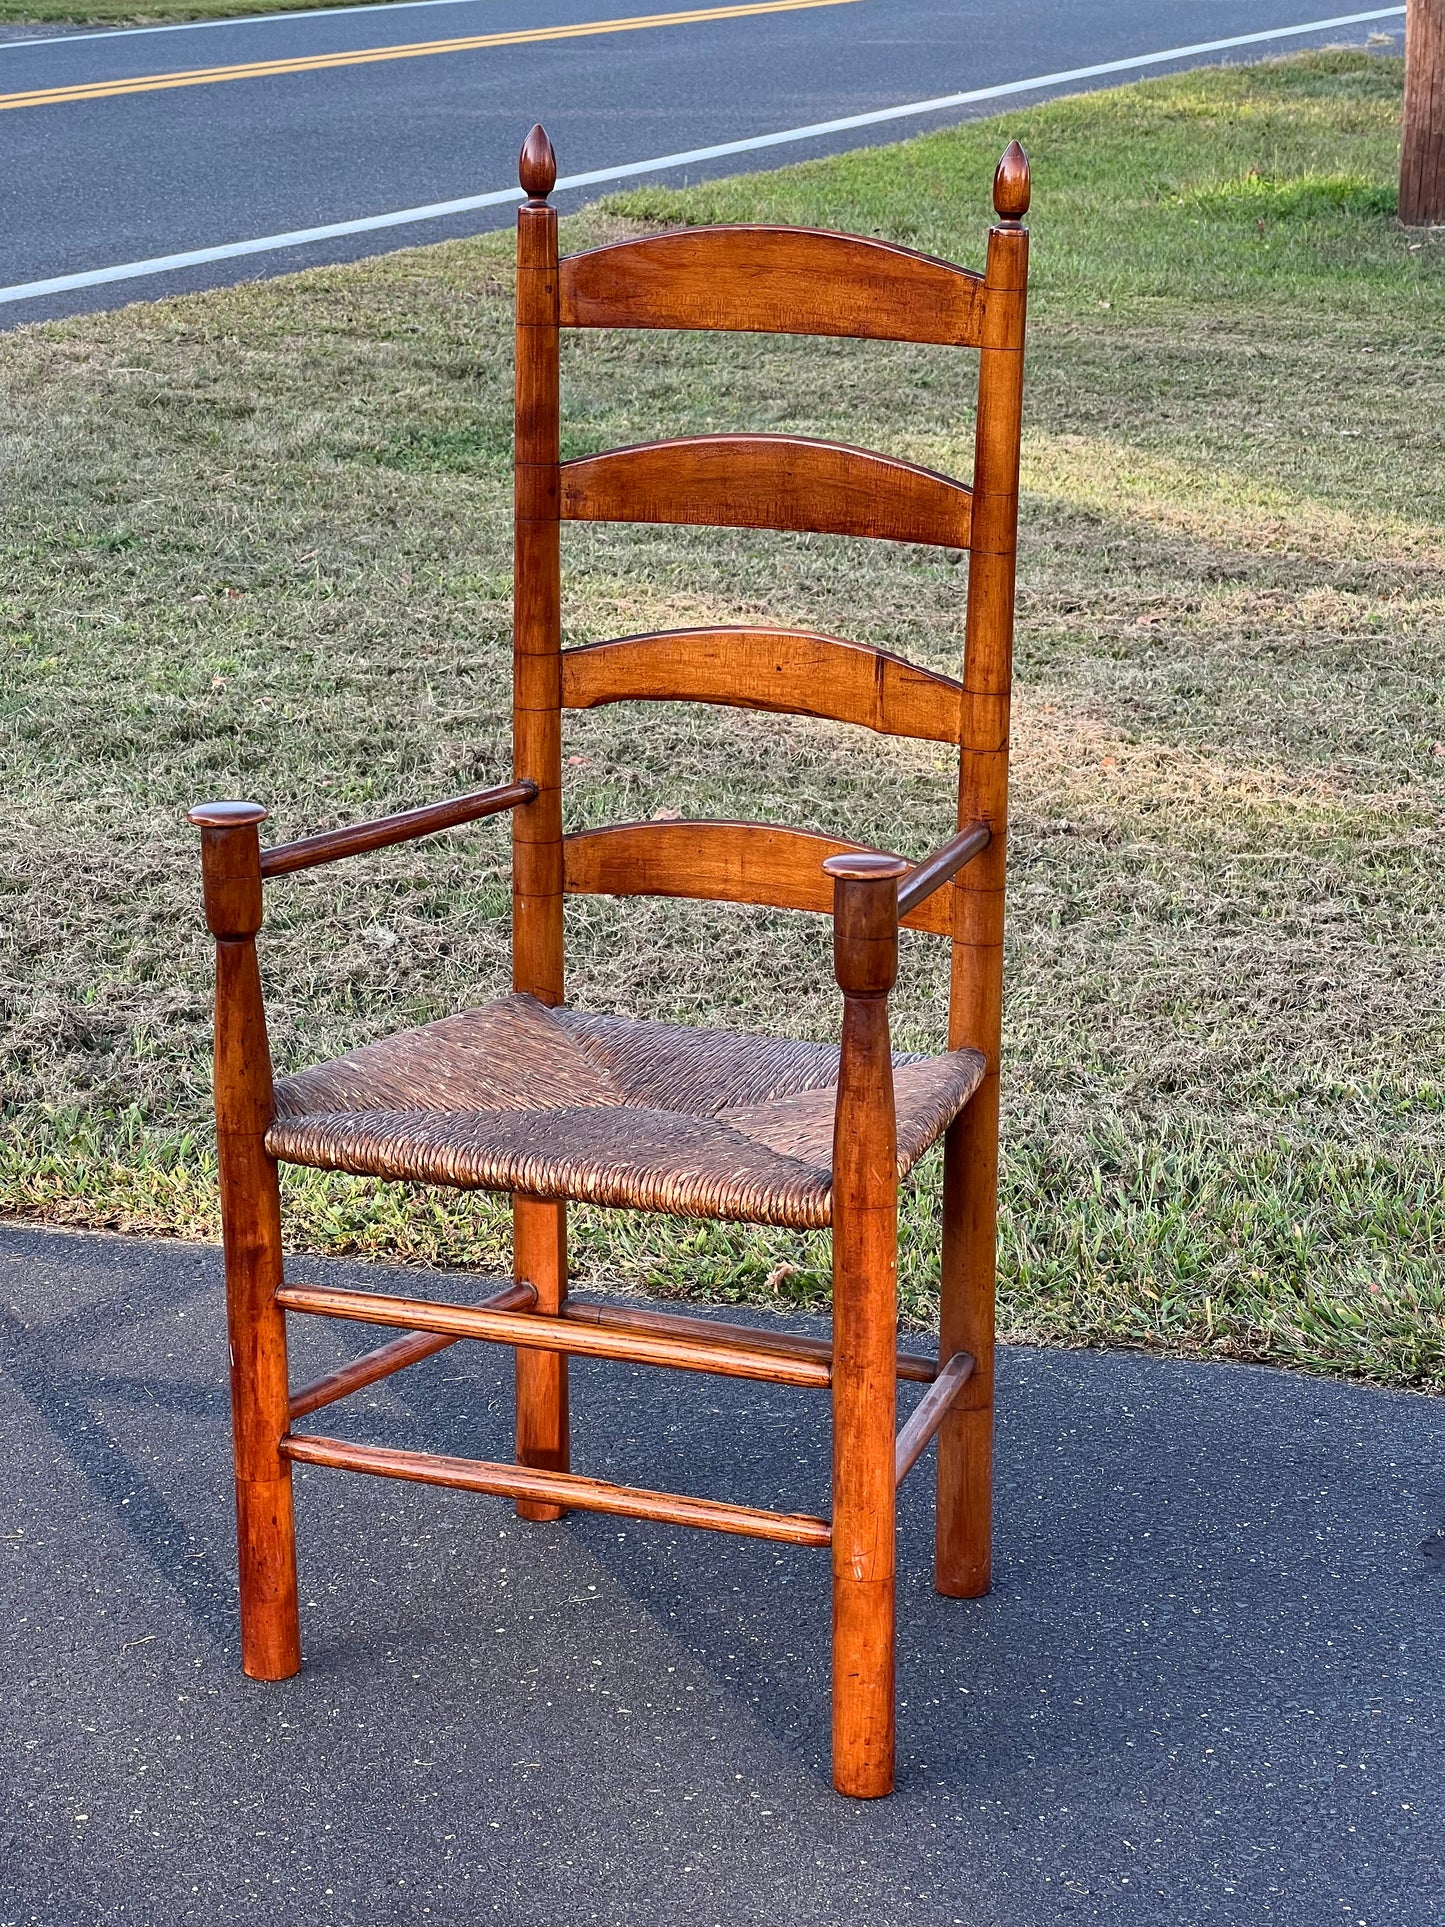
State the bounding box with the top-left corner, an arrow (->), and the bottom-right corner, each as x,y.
188,125 -> 1029,1800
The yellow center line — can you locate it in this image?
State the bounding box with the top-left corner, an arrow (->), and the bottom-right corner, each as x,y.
0,0 -> 862,112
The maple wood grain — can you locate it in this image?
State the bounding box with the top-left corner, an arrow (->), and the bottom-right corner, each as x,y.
561,626 -> 963,743
560,224 -> 986,345
561,434 -> 972,549
260,781 -> 534,878
563,820 -> 954,936
288,1282 -> 536,1421
282,1434 -> 832,1547
276,1281 -> 834,1388
825,853 -> 906,1798
894,1351 -> 976,1485
937,143 -> 1031,1604
191,802 -> 300,1682
561,1297 -> 940,1384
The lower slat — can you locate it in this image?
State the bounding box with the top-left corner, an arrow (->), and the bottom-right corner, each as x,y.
280,1433 -> 832,1547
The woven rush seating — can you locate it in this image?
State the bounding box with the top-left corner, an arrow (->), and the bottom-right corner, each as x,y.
267,994 -> 987,1228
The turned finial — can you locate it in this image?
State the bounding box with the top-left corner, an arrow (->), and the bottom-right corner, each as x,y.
519,124 -> 557,202
993,140 -> 1030,222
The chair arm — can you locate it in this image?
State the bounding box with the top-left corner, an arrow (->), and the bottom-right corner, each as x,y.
895,820 -> 991,921
190,780 -> 538,880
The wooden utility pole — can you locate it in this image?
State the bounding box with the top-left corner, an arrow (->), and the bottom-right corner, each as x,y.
1401,0 -> 1445,224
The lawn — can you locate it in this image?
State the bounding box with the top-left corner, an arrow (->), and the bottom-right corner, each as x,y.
2,53 -> 1442,1387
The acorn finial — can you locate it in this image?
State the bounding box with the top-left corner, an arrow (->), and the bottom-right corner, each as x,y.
519,124 -> 557,201
993,140 -> 1030,222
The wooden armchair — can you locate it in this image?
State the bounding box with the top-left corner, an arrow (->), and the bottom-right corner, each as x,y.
189,125 -> 1029,1800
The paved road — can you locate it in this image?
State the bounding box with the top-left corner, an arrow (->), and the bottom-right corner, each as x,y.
1,1222 -> 1440,1924
0,0 -> 1406,322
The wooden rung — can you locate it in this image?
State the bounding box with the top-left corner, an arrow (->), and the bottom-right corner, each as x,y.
896,821 -> 991,919
287,1281 -> 536,1419
894,1352 -> 976,1486
280,1433 -> 832,1547
275,1282 -> 833,1388
562,1297 -> 940,1384
259,779 -> 535,878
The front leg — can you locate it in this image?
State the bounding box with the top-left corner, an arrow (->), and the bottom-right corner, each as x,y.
191,801 -> 301,1682
824,852 -> 906,1799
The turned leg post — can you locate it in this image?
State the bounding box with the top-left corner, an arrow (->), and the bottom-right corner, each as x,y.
935,1089 -> 997,1598
513,1195 -> 569,1519
824,852 -> 906,1799
510,139 -> 571,1526
191,800 -> 300,1681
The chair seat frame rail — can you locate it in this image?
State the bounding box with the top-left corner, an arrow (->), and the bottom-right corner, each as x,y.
188,122 -> 1029,1801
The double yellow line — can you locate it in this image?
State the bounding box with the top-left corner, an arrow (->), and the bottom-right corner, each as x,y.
0,0 -> 862,113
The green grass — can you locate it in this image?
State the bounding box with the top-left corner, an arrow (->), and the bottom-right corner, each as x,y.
2,53 -> 1443,1388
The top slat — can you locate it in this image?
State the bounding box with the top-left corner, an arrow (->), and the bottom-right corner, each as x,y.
559,226 -> 987,346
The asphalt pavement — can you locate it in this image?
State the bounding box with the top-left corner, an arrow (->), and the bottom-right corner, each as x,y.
0,0 -> 1408,322
2,1220 -> 1440,1924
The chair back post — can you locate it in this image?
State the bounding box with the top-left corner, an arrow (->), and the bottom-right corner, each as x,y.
511,126 -> 572,1519
513,124 -> 564,1009
935,140 -> 1030,1601
953,137 -> 1029,1054
188,798 -> 301,1679
824,850 -> 906,1798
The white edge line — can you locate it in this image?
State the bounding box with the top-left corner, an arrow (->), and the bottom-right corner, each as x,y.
0,7 -> 1407,309
2,0 -> 525,53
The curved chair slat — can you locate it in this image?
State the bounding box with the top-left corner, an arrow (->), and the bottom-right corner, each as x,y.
560,627 -> 962,743
559,225 -> 987,347
560,434 -> 972,549
562,820 -> 953,936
